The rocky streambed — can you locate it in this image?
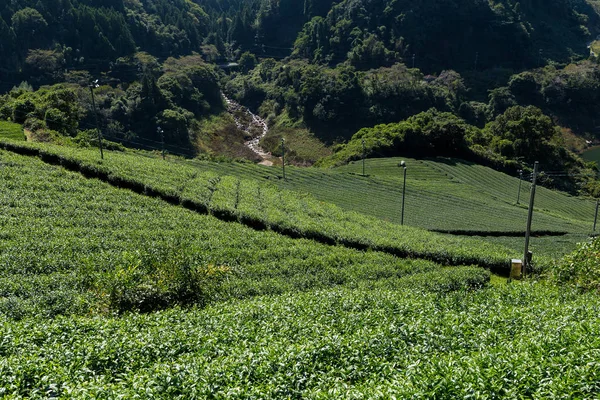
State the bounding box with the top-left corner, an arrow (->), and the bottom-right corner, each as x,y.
223,94 -> 273,166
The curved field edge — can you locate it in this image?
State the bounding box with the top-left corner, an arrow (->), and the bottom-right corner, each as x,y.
0,139 -> 534,273
1,283 -> 599,398
0,150 -> 491,319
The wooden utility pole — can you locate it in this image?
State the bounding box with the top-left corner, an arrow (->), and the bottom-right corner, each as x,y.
89,80 -> 103,160
516,170 -> 523,204
401,161 -> 407,225
523,161 -> 539,276
281,138 -> 286,180
593,199 -> 599,233
362,139 -> 366,176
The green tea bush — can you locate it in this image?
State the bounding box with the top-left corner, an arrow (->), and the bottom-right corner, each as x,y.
107,249 -> 231,314
0,149 -> 455,318
395,266 -> 490,293
2,283 -> 600,398
550,236 -> 600,291
0,138 -> 519,272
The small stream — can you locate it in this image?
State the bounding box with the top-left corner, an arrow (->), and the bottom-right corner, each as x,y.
223,93 -> 273,165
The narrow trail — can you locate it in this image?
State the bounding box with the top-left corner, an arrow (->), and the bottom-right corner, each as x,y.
223,93 -> 274,166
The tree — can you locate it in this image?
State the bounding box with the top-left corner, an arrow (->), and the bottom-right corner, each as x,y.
239,52 -> 258,73
158,108 -> 190,145
11,8 -> 48,52
486,105 -> 558,161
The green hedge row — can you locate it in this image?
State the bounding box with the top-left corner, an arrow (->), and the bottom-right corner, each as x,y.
0,139 -> 527,273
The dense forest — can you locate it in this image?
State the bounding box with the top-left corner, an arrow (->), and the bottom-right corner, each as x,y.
1,0 -> 600,192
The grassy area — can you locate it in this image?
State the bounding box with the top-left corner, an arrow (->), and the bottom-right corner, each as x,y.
162,155 -> 594,236
3,136 -> 600,398
0,121 -> 25,141
260,125 -> 332,166
3,130 -> 591,259
2,283 -> 600,397
1,149 -> 472,319
177,155 -> 595,258
0,139 -> 522,271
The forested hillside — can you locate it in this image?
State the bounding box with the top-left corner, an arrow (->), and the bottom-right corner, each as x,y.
293,0 -> 600,71
2,0 -> 598,82
1,0 -> 600,193
0,0 -> 333,85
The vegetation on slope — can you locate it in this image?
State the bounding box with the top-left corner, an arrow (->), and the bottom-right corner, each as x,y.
1,0 -> 600,177
292,0 -> 599,72
0,139 -> 522,272
319,106 -> 595,193
2,113 -> 600,398
3,283 -> 600,397
548,235 -> 600,290
0,56 -> 227,155
0,121 -> 25,141
0,149 -> 461,318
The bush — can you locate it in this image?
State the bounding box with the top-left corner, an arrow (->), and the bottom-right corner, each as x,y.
106,249 -> 231,314
549,237 -> 600,291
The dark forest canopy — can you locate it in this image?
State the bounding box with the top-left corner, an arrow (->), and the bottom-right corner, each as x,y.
1,0 -> 600,194
292,0 -> 600,72
1,0 -> 599,81
0,0 -> 336,85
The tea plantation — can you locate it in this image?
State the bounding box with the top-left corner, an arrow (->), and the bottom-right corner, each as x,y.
0,122 -> 24,141
1,130 -> 600,397
137,144 -> 596,257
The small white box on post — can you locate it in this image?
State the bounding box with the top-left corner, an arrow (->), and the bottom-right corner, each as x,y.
510,259 -> 522,280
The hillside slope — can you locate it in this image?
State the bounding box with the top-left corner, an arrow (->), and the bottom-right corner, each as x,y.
293,0 -> 600,72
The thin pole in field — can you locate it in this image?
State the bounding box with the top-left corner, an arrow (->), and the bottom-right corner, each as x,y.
89,80 -> 103,160
281,137 -> 286,180
593,199 -> 599,232
523,161 -> 539,276
158,126 -> 165,160
401,161 -> 407,225
362,139 -> 365,176
516,169 -> 523,204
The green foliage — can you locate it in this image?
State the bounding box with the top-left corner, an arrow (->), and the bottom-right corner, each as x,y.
0,85 -> 81,135
238,51 -> 258,73
0,58 -> 225,153
226,60 -> 464,141
0,140 -> 520,275
322,105 -> 592,193
0,121 -> 25,140
550,236 -> 600,290
498,61 -> 600,136
160,152 -> 593,259
2,119 -> 600,397
0,148 -> 460,319
2,283 -> 600,397
107,249 -> 231,314
259,125 -> 331,166
321,109 -> 479,166
487,106 -> 558,158
292,0 -> 598,72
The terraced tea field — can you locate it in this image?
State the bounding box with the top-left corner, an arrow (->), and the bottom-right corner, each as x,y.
174,156 -> 596,257
2,149 -> 484,319
0,139 -> 521,270
3,277 -> 600,397
0,121 -> 25,141
2,123 -> 596,259
2,134 -> 600,397
179,157 -> 595,234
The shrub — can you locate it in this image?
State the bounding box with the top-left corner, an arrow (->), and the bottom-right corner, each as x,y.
549,237 -> 600,291
106,249 -> 231,314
